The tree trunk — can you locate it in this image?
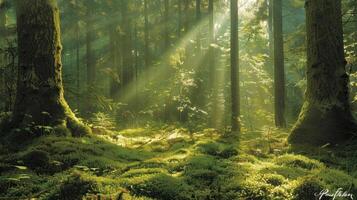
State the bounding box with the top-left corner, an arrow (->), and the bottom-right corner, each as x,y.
289,0 -> 356,145
75,21 -> 80,109
196,0 -> 201,54
273,0 -> 286,128
13,0 -> 90,135
164,0 -> 170,49
184,0 -> 189,33
208,0 -> 217,127
177,0 -> 182,39
121,0 -> 133,92
0,2 -> 6,111
86,9 -> 95,89
230,0 -> 240,132
144,0 -> 150,69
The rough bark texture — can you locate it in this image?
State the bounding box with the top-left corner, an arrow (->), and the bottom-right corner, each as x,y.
230,0 -> 240,132
273,0 -> 286,128
13,0 -> 90,136
289,0 -> 357,145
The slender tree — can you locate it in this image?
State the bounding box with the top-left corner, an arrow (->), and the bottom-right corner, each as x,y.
144,0 -> 150,69
273,0 -> 286,128
12,0 -> 90,135
164,0 -> 170,49
177,0 -> 182,39
289,0 -> 357,145
230,0 -> 240,132
196,0 -> 201,54
86,7 -> 95,90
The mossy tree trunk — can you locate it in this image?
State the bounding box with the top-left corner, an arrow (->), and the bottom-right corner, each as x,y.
289,0 -> 356,145
273,0 -> 286,128
13,0 -> 90,136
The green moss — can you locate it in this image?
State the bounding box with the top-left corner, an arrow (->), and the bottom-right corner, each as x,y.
274,154 -> 323,170
47,173 -> 99,200
292,177 -> 326,200
262,174 -> 286,186
22,149 -> 50,172
129,173 -> 193,200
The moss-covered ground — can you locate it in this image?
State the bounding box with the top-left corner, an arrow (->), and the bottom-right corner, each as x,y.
0,126 -> 357,199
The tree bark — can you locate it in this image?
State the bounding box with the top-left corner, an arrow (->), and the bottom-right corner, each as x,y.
289,0 -> 356,145
273,0 -> 286,128
231,0 -> 240,132
0,2 -> 6,111
12,0 -> 90,136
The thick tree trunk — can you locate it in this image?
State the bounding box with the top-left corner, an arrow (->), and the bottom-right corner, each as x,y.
273,0 -> 286,128
12,0 -> 90,136
289,0 -> 356,145
0,3 -> 6,111
231,0 -> 240,132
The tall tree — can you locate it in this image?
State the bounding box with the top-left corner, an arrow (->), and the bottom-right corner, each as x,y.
12,0 -> 90,135
230,0 -> 240,132
289,0 -> 356,145
196,0 -> 201,54
164,0 -> 170,49
0,0 -> 6,111
86,7 -> 95,90
177,0 -> 182,39
144,0 -> 150,69
273,0 -> 286,128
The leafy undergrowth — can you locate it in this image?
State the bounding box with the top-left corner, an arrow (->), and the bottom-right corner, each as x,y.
0,126 -> 357,199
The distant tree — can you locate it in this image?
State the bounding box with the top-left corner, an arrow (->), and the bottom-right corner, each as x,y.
230,0 -> 240,132
12,0 -> 90,135
273,0 -> 286,128
289,0 -> 356,145
164,0 -> 170,49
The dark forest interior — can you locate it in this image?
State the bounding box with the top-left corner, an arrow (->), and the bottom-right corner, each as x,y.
1,0 -> 357,199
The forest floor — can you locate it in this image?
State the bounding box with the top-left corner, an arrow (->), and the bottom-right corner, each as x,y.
0,125 -> 357,199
